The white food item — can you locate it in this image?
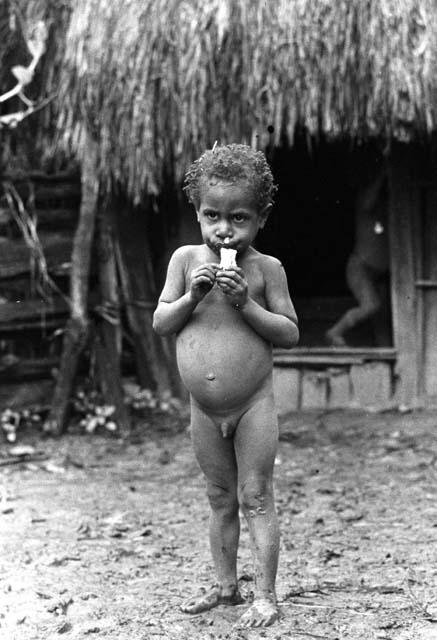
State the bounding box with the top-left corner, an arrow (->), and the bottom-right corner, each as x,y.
219,247 -> 237,269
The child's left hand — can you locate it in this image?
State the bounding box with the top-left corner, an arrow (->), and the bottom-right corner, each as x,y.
216,267 -> 249,308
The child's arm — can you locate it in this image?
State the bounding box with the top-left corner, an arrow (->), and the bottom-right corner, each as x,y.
153,247 -> 218,336
216,257 -> 299,348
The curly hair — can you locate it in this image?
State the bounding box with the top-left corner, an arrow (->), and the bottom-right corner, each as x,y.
183,143 -> 277,211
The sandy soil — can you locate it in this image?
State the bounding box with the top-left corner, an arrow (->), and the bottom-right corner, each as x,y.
1,409 -> 437,640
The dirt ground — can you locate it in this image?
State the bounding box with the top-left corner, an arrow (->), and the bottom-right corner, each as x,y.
1,408 -> 437,640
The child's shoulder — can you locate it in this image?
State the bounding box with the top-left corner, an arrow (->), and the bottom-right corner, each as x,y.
248,248 -> 284,273
169,244 -> 204,264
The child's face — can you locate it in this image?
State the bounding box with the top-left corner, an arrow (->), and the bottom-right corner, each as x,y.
196,179 -> 270,256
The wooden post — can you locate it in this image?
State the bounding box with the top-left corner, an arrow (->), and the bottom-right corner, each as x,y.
43,138 -> 99,435
422,147 -> 437,399
387,145 -> 419,405
94,204 -> 131,433
114,206 -> 176,396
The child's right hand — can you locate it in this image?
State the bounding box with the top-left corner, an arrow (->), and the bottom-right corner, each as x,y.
189,263 -> 219,302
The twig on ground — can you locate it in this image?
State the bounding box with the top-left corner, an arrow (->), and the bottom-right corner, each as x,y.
293,633 -> 338,640
0,453 -> 48,467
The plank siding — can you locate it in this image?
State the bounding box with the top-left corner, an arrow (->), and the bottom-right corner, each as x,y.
0,234 -> 73,278
272,361 -> 394,412
301,371 -> 328,409
422,166 -> 437,398
388,147 -> 419,405
328,368 -> 352,408
350,362 -> 392,408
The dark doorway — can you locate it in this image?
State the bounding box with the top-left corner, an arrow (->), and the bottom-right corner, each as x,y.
259,136 -> 391,347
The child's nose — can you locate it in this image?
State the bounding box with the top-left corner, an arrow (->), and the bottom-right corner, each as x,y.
216,221 -> 232,238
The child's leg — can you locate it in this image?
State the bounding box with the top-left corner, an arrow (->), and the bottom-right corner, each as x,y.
234,392 -> 280,627
181,402 -> 243,614
326,254 -> 382,345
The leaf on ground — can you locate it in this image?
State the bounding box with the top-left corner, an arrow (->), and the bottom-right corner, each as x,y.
42,461 -> 66,474
77,521 -> 93,538
8,445 -> 36,456
47,597 -> 74,615
139,527 -> 152,537
56,620 -> 72,634
1,506 -> 14,514
79,592 -> 98,601
102,512 -> 130,526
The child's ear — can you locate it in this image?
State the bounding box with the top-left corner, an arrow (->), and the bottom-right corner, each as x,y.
195,209 -> 200,222
258,203 -> 272,229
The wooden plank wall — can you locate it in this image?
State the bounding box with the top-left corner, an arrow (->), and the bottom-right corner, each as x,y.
388,145 -> 419,405
0,171 -> 79,385
273,360 -> 394,415
422,150 -> 437,399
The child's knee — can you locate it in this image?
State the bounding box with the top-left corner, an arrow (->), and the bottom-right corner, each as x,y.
238,475 -> 272,516
363,297 -> 382,316
206,482 -> 238,515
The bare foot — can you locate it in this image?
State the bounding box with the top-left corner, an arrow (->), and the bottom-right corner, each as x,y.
237,598 -> 280,628
181,584 -> 244,614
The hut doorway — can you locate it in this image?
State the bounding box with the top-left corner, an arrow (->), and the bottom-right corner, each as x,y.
260,138 -> 393,349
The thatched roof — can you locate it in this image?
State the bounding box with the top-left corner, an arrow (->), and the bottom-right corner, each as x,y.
6,1 -> 437,199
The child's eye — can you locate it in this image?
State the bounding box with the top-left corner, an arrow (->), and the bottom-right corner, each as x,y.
233,214 -> 246,223
205,211 -> 218,220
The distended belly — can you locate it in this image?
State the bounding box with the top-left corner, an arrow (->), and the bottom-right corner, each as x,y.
176,322 -> 272,411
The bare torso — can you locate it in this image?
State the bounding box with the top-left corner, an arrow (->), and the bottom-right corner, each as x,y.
353,181 -> 389,272
176,247 -> 272,412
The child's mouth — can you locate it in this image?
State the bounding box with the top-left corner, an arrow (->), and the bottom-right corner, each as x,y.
219,239 -> 238,249
208,240 -> 240,256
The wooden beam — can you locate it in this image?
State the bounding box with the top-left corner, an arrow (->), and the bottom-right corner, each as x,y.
388,145 -> 419,405
274,347 -> 397,367
0,357 -> 58,382
0,299 -> 68,323
2,170 -> 80,183
0,299 -> 69,336
422,148 -> 437,397
0,233 -> 72,278
34,208 -> 79,230
2,180 -> 81,203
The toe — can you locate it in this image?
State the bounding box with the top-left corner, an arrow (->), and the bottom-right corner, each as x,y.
238,601 -> 279,628
238,610 -> 256,628
180,599 -> 195,613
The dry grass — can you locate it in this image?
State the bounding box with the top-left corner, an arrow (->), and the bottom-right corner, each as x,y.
2,0 -> 437,198
56,0 -> 437,201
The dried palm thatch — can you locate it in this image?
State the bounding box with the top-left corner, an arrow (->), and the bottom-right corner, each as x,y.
7,0 -> 437,199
